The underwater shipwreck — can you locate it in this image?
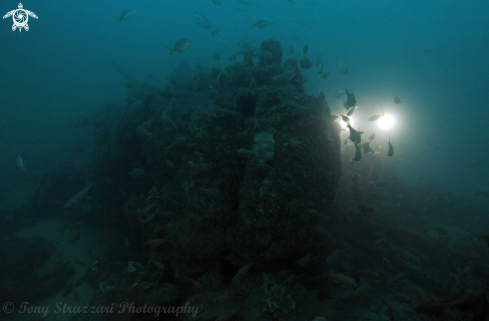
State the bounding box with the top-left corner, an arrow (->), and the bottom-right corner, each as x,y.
1,39 -> 489,321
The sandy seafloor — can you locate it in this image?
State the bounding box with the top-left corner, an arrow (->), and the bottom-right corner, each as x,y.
5,218 -> 108,321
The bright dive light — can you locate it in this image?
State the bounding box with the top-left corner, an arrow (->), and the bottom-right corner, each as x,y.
377,114 -> 395,130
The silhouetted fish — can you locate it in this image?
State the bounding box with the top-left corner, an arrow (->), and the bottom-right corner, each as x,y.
117,10 -> 135,23
192,12 -> 211,30
347,123 -> 363,144
166,38 -> 191,57
344,89 -> 356,108
387,138 -> 394,156
64,181 -> 92,208
368,113 -> 385,122
363,142 -> 375,154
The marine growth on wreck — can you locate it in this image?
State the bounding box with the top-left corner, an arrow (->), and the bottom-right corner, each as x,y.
2,38 -> 489,321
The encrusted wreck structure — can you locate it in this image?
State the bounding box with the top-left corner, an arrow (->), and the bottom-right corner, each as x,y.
77,39 -> 342,320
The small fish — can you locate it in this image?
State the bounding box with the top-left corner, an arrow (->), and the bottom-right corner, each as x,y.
129,168 -> 144,178
192,12 -> 212,30
390,291 -> 412,303
387,138 -> 394,156
16,156 -> 26,171
368,133 -> 375,141
368,112 -> 385,122
272,68 -> 295,85
212,0 -> 223,5
347,107 -> 355,116
299,56 -> 313,70
64,181 -> 92,209
213,52 -> 220,60
341,114 -> 349,123
326,249 -> 344,266
347,123 -> 363,144
201,187 -> 222,199
290,15 -> 312,26
363,142 -> 375,154
394,96 -> 401,104
372,180 -> 387,188
235,263 -> 252,279
344,89 -> 356,108
322,72 -> 330,80
329,272 -> 357,289
216,36 -> 230,50
303,43 -> 309,55
16,156 -> 34,179
150,259 -> 165,270
251,19 -> 277,29
297,252 -> 314,267
166,38 -> 191,57
136,125 -> 152,138
210,26 -> 223,36
117,10 -> 135,23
